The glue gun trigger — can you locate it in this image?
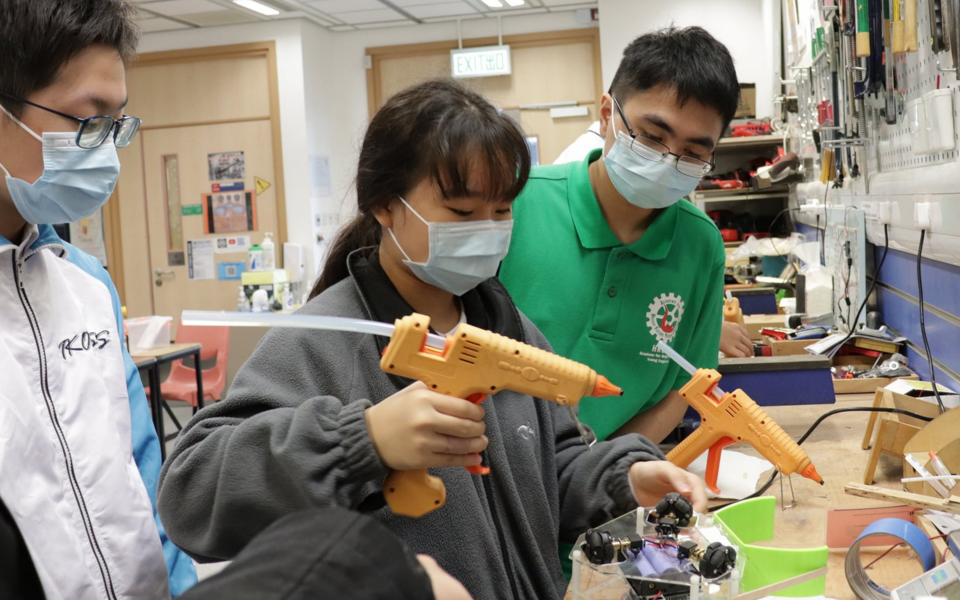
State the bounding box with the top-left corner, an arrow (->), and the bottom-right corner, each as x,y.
704,437 -> 736,495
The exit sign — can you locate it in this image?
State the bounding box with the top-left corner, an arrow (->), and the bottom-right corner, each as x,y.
450,45 -> 512,78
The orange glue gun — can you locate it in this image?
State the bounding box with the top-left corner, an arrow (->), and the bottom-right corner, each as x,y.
381,314 -> 623,518
723,296 -> 745,327
657,342 -> 823,494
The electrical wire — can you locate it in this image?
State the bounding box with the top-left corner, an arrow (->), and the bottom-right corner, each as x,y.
706,406 -> 934,513
917,229 -> 947,413
829,224 -> 890,355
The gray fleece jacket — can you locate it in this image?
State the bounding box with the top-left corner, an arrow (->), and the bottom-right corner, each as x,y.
157,248 -> 664,600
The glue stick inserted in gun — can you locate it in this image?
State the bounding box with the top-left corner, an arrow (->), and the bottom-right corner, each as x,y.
179,310 -> 622,519
656,341 -> 823,495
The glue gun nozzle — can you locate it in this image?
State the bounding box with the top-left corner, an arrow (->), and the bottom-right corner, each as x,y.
801,463 -> 824,486
592,375 -> 623,398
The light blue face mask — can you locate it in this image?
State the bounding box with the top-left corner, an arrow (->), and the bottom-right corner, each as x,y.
387,196 -> 513,297
603,131 -> 702,209
0,104 -> 120,225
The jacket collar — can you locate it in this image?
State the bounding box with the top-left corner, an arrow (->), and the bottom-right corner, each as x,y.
346,247 -> 526,358
0,224 -> 67,259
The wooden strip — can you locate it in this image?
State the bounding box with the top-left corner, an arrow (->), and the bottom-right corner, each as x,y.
845,483 -> 960,515
732,567 -> 829,600
139,115 -> 270,132
915,513 -> 949,563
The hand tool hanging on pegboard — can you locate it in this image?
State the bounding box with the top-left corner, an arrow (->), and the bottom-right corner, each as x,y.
883,0 -> 900,123
929,0 -> 946,52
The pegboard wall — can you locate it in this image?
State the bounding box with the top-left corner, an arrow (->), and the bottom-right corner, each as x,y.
877,0 -> 960,172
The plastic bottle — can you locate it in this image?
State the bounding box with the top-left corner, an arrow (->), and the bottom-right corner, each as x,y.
237,286 -> 249,313
248,244 -> 263,272
262,232 -> 276,271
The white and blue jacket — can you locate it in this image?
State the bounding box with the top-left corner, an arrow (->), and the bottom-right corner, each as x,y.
0,224 -> 196,598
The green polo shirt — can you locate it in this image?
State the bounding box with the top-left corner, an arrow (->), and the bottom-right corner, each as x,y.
500,148 -> 725,442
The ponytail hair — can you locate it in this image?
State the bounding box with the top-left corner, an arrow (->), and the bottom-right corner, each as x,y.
308,78 -> 531,300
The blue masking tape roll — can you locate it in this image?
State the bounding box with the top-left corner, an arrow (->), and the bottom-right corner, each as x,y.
845,518 -> 937,600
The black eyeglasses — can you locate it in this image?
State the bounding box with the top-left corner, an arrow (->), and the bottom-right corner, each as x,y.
0,93 -> 141,149
612,96 -> 714,178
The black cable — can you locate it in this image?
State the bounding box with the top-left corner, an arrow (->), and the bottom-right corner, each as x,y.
917,229 -> 946,413
706,406 -> 934,513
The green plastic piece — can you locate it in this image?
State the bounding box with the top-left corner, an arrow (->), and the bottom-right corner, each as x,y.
714,497 -> 829,597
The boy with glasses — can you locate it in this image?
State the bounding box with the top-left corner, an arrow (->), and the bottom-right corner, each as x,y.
501,26 -> 739,447
0,0 -> 197,597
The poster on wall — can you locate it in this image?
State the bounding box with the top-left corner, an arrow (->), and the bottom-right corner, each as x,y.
202,191 -> 258,234
186,239 -> 215,280
69,209 -> 108,267
214,234 -> 252,254
208,151 -> 246,181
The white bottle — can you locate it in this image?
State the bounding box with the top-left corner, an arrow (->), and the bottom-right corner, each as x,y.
283,283 -> 294,310
237,286 -> 249,313
262,233 -> 276,271
248,244 -> 263,272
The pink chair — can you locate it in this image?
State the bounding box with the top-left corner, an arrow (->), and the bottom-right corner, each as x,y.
157,322 -> 230,416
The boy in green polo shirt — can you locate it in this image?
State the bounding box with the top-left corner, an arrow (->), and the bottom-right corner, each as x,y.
500,26 -> 740,445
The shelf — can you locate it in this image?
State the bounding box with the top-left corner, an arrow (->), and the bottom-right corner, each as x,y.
691,188 -> 790,203
717,134 -> 787,148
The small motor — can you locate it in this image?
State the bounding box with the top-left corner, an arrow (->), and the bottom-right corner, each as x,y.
678,540 -> 738,579
583,529 -> 645,565
653,493 -> 694,537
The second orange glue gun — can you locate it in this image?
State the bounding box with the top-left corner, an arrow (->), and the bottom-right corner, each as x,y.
657,342 -> 823,495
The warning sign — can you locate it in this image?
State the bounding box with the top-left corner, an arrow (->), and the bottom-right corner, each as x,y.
255,176 -> 272,195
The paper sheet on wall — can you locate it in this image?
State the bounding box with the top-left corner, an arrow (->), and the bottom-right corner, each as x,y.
69,209 -> 108,267
213,235 -> 251,254
687,450 -> 773,500
187,239 -> 215,280
309,155 -> 332,198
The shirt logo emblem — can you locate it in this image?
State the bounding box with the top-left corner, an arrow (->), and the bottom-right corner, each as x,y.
646,293 -> 685,343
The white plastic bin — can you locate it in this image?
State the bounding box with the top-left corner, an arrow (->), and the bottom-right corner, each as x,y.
923,89 -> 955,153
126,316 -> 172,352
907,98 -> 929,155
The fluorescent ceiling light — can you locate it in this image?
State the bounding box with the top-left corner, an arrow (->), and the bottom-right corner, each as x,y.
232,0 -> 280,16
479,0 -> 504,7
504,0 -> 525,5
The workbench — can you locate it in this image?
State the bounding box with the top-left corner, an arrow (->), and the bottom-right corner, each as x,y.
566,392 -> 935,600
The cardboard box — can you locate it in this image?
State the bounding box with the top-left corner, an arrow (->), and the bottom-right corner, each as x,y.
762,337 -> 814,356
743,314 -> 785,340
832,356 -> 918,395
735,83 -> 757,118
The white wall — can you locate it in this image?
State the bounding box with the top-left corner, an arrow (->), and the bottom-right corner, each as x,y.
315,11 -> 596,222
598,0 -> 778,120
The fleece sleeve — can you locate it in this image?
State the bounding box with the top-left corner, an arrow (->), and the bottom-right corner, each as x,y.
156,327 -> 390,563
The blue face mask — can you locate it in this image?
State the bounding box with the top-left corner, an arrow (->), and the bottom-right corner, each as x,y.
603,131 -> 701,209
387,196 -> 513,297
0,104 -> 120,225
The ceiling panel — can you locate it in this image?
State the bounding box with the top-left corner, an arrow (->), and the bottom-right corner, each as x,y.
389,0 -> 469,5
138,16 -> 194,32
406,2 -> 477,18
305,0 -> 385,12
133,0 -> 592,33
139,0 -> 224,16
335,7 -> 407,24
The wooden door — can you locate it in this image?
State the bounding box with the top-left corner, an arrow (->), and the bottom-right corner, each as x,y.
113,43 -> 286,327
367,30 -> 602,165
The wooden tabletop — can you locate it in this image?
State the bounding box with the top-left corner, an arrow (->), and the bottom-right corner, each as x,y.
566,392 -> 930,600
131,343 -> 201,360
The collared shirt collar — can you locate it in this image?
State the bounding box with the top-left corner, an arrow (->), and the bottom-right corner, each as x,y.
569,148 -> 680,261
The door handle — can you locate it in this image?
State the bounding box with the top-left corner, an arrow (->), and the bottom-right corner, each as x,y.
155,269 -> 174,287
